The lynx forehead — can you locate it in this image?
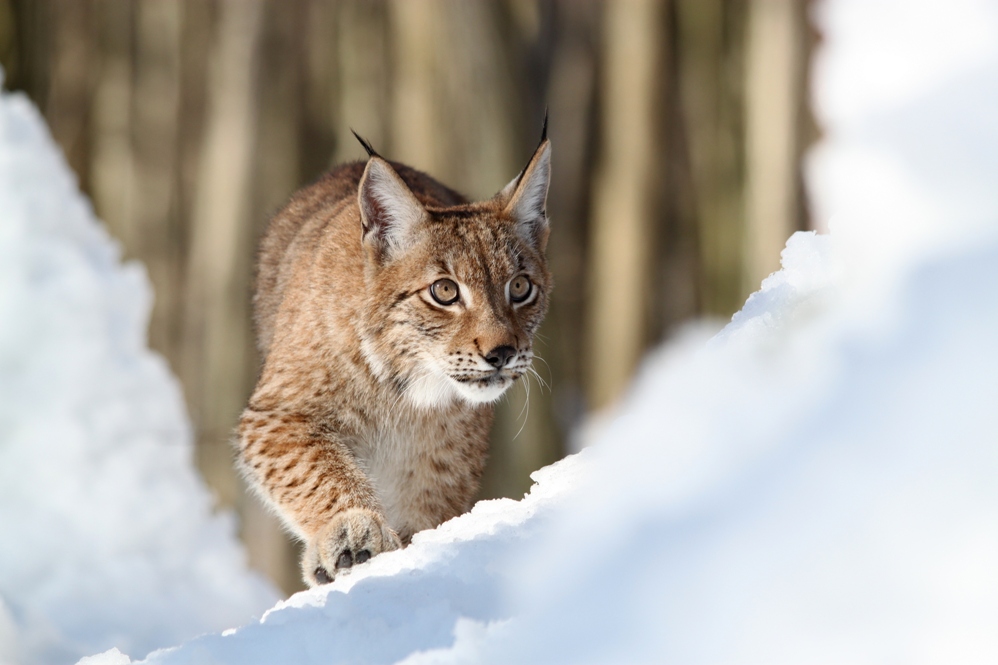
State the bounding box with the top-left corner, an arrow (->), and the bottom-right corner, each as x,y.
239,123 -> 551,587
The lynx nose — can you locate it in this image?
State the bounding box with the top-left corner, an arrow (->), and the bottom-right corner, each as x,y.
484,345 -> 516,369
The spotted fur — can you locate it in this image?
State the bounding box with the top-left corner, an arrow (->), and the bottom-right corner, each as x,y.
238,137 -> 552,587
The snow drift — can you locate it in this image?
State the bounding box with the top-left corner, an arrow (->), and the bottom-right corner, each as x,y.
117,217 -> 998,663
0,69 -> 278,665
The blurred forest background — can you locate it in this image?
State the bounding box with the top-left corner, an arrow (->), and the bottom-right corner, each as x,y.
0,0 -> 816,593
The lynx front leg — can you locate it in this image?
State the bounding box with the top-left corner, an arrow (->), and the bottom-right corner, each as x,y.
237,408 -> 401,586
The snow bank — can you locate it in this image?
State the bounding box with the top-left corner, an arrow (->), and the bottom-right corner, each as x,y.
63,0 -> 998,662
124,227 -> 998,664
809,0 -> 998,282
0,70 -> 278,665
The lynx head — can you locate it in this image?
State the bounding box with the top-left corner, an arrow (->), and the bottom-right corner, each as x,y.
356,134 -> 552,408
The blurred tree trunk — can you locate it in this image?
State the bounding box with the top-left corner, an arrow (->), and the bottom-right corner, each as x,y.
182,0 -> 263,561
332,0 -> 391,164
299,0 -> 339,177
89,0 -> 135,251
585,0 -> 661,411
675,0 -> 746,317
744,0 -> 811,288
647,1 -> 701,342
132,1 -> 183,365
41,0 -> 94,183
535,0 -> 600,447
389,0 -> 520,196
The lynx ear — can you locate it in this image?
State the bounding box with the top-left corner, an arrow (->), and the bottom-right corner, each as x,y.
358,156 -> 427,262
500,138 -> 551,252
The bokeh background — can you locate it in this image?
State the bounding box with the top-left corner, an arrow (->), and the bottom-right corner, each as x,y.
0,0 -> 817,593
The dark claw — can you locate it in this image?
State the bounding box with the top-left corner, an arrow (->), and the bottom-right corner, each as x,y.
355,549 -> 371,564
314,567 -> 332,584
336,549 -> 354,569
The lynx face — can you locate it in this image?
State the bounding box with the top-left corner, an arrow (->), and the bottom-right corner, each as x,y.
357,142 -> 551,408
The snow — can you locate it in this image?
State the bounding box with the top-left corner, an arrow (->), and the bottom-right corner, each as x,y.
116,209 -> 998,665
4,0 -> 998,661
809,0 -> 998,281
0,69 -> 279,665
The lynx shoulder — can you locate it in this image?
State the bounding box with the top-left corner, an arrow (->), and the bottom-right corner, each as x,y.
238,130 -> 552,587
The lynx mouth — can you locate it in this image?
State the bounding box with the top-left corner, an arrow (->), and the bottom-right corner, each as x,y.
401,365 -> 520,408
449,370 -> 521,404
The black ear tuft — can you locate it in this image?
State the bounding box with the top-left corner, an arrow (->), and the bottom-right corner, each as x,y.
506,112 -> 551,195
351,129 -> 380,159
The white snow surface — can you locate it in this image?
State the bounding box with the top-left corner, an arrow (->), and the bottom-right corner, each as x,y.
0,70 -> 279,665
5,0 -> 995,661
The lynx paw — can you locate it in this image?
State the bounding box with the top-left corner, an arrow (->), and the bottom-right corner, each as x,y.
303,508 -> 401,586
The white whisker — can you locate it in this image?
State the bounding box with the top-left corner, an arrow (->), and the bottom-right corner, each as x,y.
532,354 -> 553,387
526,366 -> 550,393
513,374 -> 530,440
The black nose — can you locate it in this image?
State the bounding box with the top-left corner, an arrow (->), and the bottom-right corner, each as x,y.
484,345 -> 516,369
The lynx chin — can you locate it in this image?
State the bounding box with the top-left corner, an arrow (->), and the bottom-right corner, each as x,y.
237,124 -> 552,587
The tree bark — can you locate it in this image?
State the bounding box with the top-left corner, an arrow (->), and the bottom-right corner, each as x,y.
585,0 -> 661,410
182,0 -> 263,526
744,0 -> 805,289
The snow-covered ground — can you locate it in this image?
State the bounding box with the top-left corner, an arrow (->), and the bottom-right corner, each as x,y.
3,0 -> 998,662
0,69 -> 279,665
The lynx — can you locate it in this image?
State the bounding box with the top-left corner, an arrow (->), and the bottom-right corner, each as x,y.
237,127 -> 552,587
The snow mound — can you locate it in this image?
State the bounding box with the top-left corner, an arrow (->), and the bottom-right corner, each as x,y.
121,224 -> 998,665
0,70 -> 278,665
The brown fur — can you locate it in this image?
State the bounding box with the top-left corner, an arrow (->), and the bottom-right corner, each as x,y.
238,139 -> 552,586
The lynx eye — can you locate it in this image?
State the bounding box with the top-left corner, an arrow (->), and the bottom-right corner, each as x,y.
429,278 -> 460,306
508,275 -> 533,303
